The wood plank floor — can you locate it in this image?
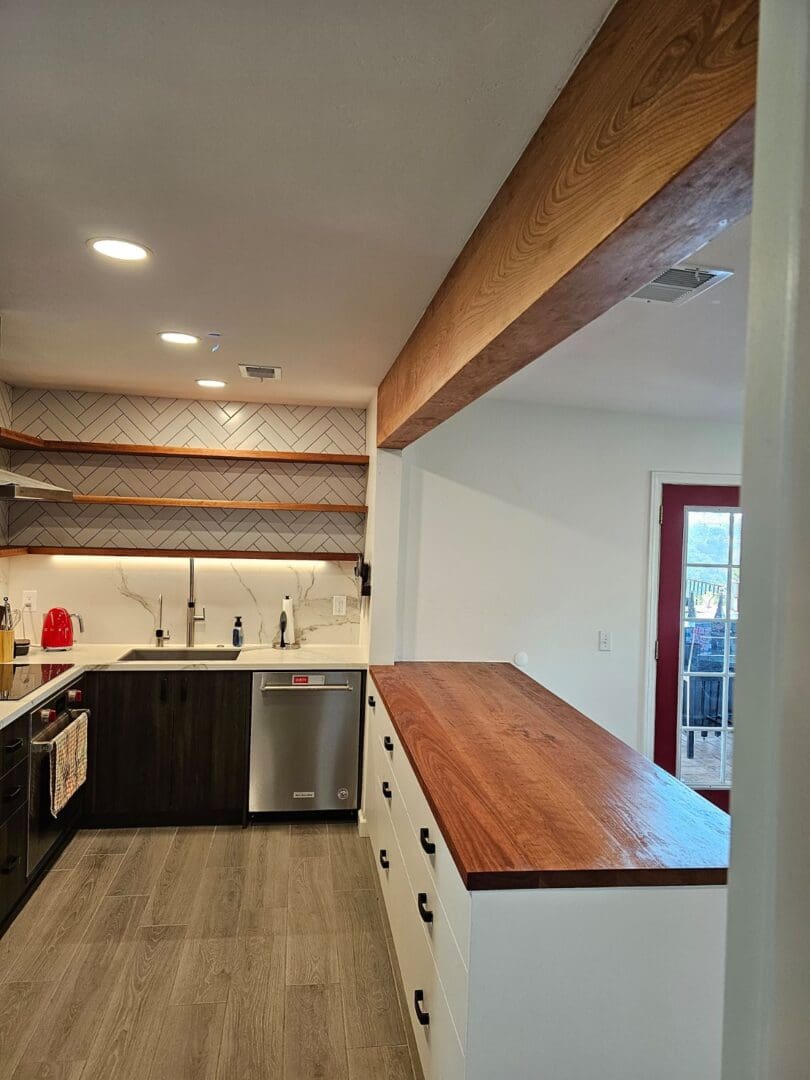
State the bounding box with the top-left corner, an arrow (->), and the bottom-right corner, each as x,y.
0,824 -> 422,1080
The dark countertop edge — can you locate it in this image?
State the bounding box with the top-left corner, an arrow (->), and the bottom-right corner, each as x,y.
371,663 -> 729,893
465,867 -> 729,890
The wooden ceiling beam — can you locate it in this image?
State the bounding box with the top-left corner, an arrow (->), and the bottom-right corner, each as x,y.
376,0 -> 758,449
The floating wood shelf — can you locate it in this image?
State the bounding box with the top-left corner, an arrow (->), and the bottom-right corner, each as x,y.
72,495 -> 367,513
3,547 -> 359,561
0,427 -> 368,466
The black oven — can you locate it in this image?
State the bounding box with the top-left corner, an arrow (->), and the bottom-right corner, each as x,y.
28,680 -> 87,876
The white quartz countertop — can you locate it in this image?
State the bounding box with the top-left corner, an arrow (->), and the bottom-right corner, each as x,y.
0,643 -> 368,733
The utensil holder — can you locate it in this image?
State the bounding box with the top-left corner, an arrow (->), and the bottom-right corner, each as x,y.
0,630 -> 15,664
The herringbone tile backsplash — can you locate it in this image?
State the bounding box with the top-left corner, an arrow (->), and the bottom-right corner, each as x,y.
12,389 -> 366,453
11,451 -> 367,505
8,388 -> 367,554
0,382 -> 11,545
0,384 -> 12,429
10,503 -> 365,554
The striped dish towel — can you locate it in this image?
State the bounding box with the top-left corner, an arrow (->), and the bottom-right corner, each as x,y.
50,711 -> 88,817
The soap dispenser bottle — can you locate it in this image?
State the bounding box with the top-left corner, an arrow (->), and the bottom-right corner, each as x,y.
232,616 -> 244,648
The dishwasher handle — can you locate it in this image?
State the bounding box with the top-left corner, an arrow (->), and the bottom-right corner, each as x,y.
260,683 -> 355,692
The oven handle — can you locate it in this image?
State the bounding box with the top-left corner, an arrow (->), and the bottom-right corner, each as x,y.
32,709 -> 91,753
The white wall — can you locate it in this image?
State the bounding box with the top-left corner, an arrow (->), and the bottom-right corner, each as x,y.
398,399 -> 742,750
360,393 -> 404,665
723,3 -> 810,1073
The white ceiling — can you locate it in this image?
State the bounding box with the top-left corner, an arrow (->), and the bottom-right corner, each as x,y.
0,0 -> 613,406
490,216 -> 751,422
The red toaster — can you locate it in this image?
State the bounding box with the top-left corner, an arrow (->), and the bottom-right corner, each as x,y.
41,607 -> 81,651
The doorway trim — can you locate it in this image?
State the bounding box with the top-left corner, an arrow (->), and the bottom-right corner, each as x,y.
642,470 -> 741,760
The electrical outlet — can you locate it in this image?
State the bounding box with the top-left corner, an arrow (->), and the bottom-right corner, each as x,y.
332,595 -> 347,617
598,630 -> 612,652
22,590 -> 37,610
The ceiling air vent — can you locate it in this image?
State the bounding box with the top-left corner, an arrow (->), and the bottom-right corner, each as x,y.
238,364 -> 283,381
630,265 -> 733,305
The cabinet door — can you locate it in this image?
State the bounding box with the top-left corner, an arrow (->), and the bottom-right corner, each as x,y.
169,672 -> 250,819
88,672 -> 173,818
0,803 -> 28,927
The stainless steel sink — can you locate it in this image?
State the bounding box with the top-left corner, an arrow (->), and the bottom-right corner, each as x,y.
119,648 -> 242,662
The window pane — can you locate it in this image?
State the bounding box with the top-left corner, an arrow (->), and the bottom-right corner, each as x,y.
729,573 -> 740,620
683,622 -> 725,673
685,567 -> 727,619
680,729 -> 725,788
677,505 -> 740,793
724,730 -> 735,785
686,511 -> 731,564
732,513 -> 742,565
681,676 -> 724,728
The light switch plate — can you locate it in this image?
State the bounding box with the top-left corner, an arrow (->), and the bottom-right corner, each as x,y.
332,595 -> 347,616
22,590 -> 37,611
598,630 -> 612,652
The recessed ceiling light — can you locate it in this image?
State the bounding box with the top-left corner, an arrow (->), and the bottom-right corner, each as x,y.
196,379 -> 226,388
88,237 -> 150,261
159,331 -> 199,345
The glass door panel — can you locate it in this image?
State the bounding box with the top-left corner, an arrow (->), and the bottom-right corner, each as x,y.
676,509 -> 742,793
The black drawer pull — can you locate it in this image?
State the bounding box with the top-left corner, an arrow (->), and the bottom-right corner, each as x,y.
368,695 -> 376,707
381,781 -> 392,800
3,785 -> 22,802
1,854 -> 20,875
413,989 -> 430,1026
417,892 -> 433,923
383,735 -> 394,752
379,848 -> 390,869
420,827 -> 436,855
3,738 -> 23,753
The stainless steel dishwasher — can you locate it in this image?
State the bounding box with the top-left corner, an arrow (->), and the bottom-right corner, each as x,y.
249,671 -> 363,813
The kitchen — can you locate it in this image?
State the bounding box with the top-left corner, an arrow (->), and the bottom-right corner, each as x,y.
0,324 -> 734,1077
0,2 -> 806,1079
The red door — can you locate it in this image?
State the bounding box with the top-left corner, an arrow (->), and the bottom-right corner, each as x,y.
654,484 -> 740,812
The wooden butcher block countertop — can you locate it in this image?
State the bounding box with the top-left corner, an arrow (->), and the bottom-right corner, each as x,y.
369,662 -> 730,890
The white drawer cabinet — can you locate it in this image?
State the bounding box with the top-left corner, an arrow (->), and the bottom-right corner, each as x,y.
371,737 -> 470,1043
365,676 -> 729,1080
368,754 -> 465,1080
371,695 -> 471,961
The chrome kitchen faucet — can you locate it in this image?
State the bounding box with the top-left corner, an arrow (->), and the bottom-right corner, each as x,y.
186,558 -> 206,646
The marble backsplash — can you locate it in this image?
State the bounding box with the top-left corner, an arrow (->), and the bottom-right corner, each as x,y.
3,555 -> 362,647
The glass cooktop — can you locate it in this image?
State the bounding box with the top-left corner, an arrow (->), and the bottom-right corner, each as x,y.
0,663 -> 75,701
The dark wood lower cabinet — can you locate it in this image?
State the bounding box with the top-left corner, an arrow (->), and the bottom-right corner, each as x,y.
0,803 -> 28,924
89,671 -> 173,818
87,670 -> 250,825
170,672 -> 250,817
